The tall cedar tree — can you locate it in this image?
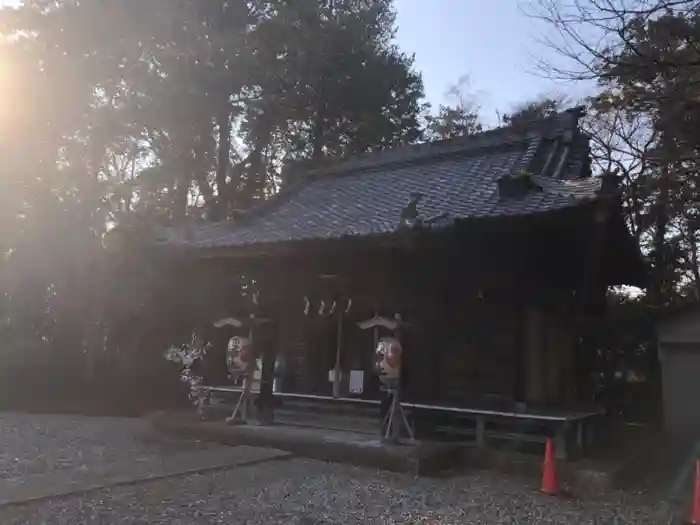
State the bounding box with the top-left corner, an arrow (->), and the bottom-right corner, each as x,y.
0,0 -> 425,384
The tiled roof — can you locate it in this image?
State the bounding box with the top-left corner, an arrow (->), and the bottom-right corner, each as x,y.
156,107 -> 606,250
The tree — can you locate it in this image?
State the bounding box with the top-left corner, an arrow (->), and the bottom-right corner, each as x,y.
524,0 -> 700,417
500,95 -> 567,128
583,95 -> 658,242
528,0 -> 700,306
0,0 -> 427,406
244,0 -> 425,189
1,0 -> 426,225
425,76 -> 483,140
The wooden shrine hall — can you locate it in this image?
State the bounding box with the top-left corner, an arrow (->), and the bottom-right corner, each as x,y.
151,107 -> 645,458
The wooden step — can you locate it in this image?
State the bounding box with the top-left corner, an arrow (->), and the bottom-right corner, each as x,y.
273,408 -> 381,435
276,398 -> 381,419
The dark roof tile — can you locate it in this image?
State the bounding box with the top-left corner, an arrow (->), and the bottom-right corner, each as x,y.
156,107 -> 603,250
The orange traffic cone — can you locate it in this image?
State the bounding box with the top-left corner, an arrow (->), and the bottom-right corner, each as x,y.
688,460 -> 700,524
541,438 -> 558,496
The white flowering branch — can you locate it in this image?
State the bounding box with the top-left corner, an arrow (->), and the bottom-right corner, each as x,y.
164,332 -> 212,413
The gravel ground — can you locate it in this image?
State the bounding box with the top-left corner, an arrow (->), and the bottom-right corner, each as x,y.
0,413 -> 677,524
0,457 -> 676,524
0,413 -> 213,480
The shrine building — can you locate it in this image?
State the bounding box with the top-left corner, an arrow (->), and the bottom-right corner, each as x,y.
148,107 -> 645,456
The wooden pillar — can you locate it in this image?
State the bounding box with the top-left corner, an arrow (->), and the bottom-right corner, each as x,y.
536,311 -> 572,406
255,274 -> 282,424
258,335 -> 276,424
332,300 -> 344,398
554,314 -> 577,404
525,308 -> 546,405
544,313 -> 558,403
430,291 -> 443,403
514,301 -> 526,404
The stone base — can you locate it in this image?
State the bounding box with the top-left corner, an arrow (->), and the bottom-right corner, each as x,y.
149,411 -> 463,477
148,410 -> 628,489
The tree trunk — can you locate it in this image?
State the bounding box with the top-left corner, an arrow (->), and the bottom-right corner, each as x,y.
192,131 -> 215,206
645,163 -> 671,423
215,106 -> 232,219
172,175 -> 190,221
688,223 -> 700,300
692,245 -> 700,300
648,168 -> 670,308
312,110 -> 325,159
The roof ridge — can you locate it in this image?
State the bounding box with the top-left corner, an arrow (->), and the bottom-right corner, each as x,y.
306,135 -> 530,181
236,139 -> 533,227
226,106 -> 586,227
283,105 -> 585,182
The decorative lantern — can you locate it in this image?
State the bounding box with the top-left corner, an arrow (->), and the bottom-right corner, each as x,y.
374,336 -> 402,387
226,335 -> 254,376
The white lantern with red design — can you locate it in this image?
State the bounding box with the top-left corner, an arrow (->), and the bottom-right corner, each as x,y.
226,335 -> 254,377
374,336 -> 402,387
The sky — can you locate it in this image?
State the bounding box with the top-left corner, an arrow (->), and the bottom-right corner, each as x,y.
393,0 -> 594,124
0,0 -> 594,124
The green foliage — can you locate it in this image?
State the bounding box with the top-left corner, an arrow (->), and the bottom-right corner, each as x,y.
525,1 -> 700,416
424,76 -> 482,140
592,7 -> 700,306
578,290 -> 660,419
0,0 -> 426,403
501,96 -> 566,128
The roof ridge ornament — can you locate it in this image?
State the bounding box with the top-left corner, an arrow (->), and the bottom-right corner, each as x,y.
598,170 -> 621,196
400,192 -> 424,227
399,192 -> 451,229
497,168 -> 543,200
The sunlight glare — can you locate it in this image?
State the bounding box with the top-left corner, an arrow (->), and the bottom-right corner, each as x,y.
0,44 -> 18,133
0,0 -> 23,131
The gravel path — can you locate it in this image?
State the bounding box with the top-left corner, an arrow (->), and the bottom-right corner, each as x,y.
0,413 -> 677,524
0,413 -> 213,480
0,457 -> 676,524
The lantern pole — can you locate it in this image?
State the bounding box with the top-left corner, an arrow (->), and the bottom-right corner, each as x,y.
357,313 -> 415,444
238,313 -> 256,423
214,313 -> 269,425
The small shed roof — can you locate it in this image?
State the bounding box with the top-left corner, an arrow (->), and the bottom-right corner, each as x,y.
155,107 -> 609,251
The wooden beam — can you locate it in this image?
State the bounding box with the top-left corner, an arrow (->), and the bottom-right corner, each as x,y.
332,300 -> 344,398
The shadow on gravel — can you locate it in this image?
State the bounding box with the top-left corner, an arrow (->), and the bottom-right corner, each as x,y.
612,425 -> 700,502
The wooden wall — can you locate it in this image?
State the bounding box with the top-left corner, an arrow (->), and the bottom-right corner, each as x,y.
174,211 -> 598,410
523,308 -> 577,407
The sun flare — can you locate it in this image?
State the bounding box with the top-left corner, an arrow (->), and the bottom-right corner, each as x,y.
0,45 -> 17,131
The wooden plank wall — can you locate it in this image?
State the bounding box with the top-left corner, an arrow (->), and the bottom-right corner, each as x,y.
524,308 -> 577,407
190,226 -> 586,409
